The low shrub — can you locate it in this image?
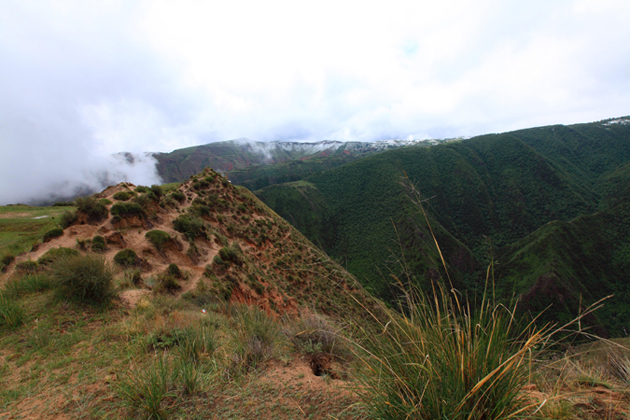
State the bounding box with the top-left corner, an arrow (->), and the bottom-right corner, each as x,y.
111,202 -> 144,217
38,247 -> 79,265
217,244 -> 243,266
154,275 -> 180,294
167,263 -> 181,278
52,254 -> 115,305
74,196 -> 109,223
43,228 -> 63,242
173,215 -> 204,241
145,230 -> 171,251
135,186 -> 150,194
58,210 -> 78,228
113,191 -> 133,201
170,190 -> 185,202
52,201 -> 74,207
91,235 -> 106,252
150,184 -> 163,199
114,249 -> 137,267
192,179 -> 209,190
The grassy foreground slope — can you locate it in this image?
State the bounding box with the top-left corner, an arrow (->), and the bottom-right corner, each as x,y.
255,118 -> 630,334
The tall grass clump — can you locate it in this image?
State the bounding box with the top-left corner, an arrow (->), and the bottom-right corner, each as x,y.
0,294 -> 25,330
355,281 -> 549,419
354,177 -> 601,419
52,254 -> 115,306
230,305 -> 280,370
117,355 -> 177,419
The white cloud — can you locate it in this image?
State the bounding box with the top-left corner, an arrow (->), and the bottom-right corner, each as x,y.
1,0 -> 629,203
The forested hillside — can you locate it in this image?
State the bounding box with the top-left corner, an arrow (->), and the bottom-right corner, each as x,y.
255,118 -> 630,335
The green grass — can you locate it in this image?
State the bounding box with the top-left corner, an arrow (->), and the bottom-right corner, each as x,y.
0,204 -> 76,258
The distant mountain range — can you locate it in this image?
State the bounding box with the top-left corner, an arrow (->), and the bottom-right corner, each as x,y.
250,117 -> 630,336
151,137 -> 453,184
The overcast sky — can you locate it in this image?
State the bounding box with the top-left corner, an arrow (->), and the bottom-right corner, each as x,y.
1,0 -> 630,204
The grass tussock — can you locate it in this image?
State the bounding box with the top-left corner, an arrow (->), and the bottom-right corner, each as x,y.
52,254 -> 116,306
355,281 -> 549,419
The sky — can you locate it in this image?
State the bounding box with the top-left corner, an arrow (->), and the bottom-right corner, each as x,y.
1,0 -> 630,204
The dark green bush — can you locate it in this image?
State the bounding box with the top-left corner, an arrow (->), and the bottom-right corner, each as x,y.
150,184 -> 163,199
167,263 -> 181,278
38,247 -> 79,265
218,244 -> 243,266
190,205 -> 211,217
154,275 -> 180,294
212,255 -> 224,266
171,190 -> 185,202
91,235 -> 106,252
111,202 -> 144,217
193,179 -> 209,190
52,255 -> 115,305
114,249 -> 138,267
52,201 -> 74,207
173,215 -> 204,241
145,230 -> 171,251
113,191 -> 133,201
58,210 -> 78,229
135,186 -> 150,194
99,198 -> 112,205
43,228 -> 64,242
74,196 -> 109,223
135,193 -> 155,209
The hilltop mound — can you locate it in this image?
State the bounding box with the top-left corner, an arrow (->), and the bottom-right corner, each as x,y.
5,168 -> 372,318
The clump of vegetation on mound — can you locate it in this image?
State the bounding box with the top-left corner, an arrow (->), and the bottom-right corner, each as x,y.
110,202 -> 144,218
52,254 -> 115,306
114,248 -> 138,267
167,263 -> 181,278
170,190 -> 186,202
37,247 -> 79,266
113,191 -> 133,201
58,210 -> 78,228
145,230 -> 171,251
42,227 -> 63,242
74,196 -> 109,223
173,215 -> 205,241
91,235 -> 106,252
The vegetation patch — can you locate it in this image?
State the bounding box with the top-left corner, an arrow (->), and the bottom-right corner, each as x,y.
113,191 -> 133,201
145,230 -> 171,251
37,247 -> 79,265
74,196 -> 109,223
52,254 -> 115,306
114,248 -> 138,267
42,227 -> 63,242
91,235 -> 106,252
173,215 -> 204,241
110,202 -> 144,217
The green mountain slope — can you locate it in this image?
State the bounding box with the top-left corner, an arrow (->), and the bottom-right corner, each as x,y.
255,118 -> 630,333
